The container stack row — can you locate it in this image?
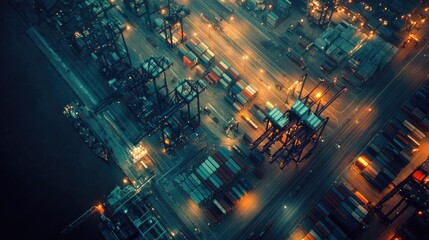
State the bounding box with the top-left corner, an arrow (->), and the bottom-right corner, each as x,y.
229,79 -> 259,107
205,179 -> 253,223
301,183 -> 368,240
177,147 -> 245,205
249,103 -> 268,122
159,29 -> 187,48
403,80 -> 429,132
178,36 -> 215,69
185,37 -> 215,66
355,80 -> 429,191
205,59 -> 232,85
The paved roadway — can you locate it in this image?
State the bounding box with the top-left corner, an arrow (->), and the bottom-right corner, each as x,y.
234,33 -> 429,240
23,1 -> 429,239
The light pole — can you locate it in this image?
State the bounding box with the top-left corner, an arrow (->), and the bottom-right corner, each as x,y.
285,81 -> 300,104
285,87 -> 291,104
242,55 -> 248,71
208,24 -> 212,39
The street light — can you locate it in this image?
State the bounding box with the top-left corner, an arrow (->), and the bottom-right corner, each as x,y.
242,55 -> 249,71
208,24 -> 212,39
315,92 -> 322,98
285,80 -> 300,104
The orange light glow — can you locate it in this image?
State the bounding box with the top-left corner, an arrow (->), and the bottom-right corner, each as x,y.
315,92 -> 322,98
354,191 -> 369,205
96,204 -> 105,214
357,156 -> 369,167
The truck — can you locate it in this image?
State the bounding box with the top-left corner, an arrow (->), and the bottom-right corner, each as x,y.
320,63 -> 334,74
290,55 -> 306,69
241,113 -> 259,129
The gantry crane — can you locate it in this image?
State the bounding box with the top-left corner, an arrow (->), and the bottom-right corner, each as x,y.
36,0 -> 132,75
135,78 -> 206,149
34,0 -> 76,23
124,0 -> 157,30
307,0 -> 336,28
158,3 -> 190,48
252,75 -> 346,168
375,160 -> 429,224
94,56 -> 205,149
94,56 -> 173,115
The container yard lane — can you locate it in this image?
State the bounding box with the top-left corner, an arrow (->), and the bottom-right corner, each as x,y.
23,0 -> 429,239
178,0 -> 344,127
235,34 -> 429,240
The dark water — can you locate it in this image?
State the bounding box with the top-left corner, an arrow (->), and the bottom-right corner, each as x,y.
0,2 -> 124,239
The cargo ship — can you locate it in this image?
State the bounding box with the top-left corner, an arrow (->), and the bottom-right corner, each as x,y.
63,101 -> 109,162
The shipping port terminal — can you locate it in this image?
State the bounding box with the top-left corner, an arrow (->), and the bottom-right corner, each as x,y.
9,0 -> 429,239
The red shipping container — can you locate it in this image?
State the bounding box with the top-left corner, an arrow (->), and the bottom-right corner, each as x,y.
205,74 -> 213,84
242,88 -> 253,100
215,152 -> 227,163
183,56 -> 192,69
231,155 -> 245,169
412,169 -> 426,182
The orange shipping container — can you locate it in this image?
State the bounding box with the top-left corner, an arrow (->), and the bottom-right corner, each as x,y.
354,191 -> 369,205
208,72 -> 219,83
195,65 -> 206,77
205,74 -> 214,84
183,56 -> 192,69
412,169 -> 426,182
242,88 -> 253,99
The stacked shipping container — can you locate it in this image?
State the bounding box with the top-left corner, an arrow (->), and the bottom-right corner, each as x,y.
355,80 -> 429,191
177,147 -> 245,205
229,79 -> 259,106
178,36 -> 215,70
301,183 -> 368,240
206,179 -> 253,223
185,37 -> 215,66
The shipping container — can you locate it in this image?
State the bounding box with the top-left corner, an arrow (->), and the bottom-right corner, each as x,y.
215,151 -> 227,163
202,162 -> 214,175
228,158 -> 241,172
217,198 -> 231,212
216,168 -> 229,182
220,164 -> 234,179
231,155 -> 245,169
219,146 -> 232,159
213,199 -> 227,214
204,159 -> 217,173
240,179 -> 253,191
205,209 -> 218,223
290,55 -> 306,69
320,64 -> 333,74
232,187 -> 243,199
225,161 -> 239,174
225,192 -> 237,205
227,67 -> 240,81
229,189 -> 240,201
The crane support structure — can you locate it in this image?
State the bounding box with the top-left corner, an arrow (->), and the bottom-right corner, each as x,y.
36,0 -> 131,76
375,160 -> 429,224
158,4 -> 190,48
307,0 -> 336,28
252,76 -> 346,167
134,78 -> 206,147
61,206 -> 100,235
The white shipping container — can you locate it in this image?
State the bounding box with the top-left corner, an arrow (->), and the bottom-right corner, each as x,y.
220,78 -> 229,89
207,49 -> 215,57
